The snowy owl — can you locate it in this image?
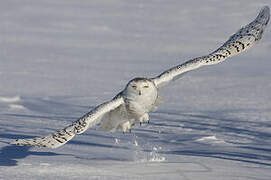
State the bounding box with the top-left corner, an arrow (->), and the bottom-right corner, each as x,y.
13,6 -> 270,148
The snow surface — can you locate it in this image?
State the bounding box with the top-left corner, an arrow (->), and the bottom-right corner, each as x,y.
1,0 -> 271,179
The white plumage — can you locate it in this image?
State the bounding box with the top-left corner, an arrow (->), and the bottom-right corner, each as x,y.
13,6 -> 270,148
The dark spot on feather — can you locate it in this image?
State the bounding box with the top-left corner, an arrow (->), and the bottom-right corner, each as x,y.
226,49 -> 231,55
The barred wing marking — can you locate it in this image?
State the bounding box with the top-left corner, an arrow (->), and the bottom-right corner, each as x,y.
152,6 -> 270,88
12,96 -> 124,148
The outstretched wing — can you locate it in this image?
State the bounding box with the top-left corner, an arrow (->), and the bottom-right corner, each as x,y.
12,95 -> 124,148
152,6 -> 270,88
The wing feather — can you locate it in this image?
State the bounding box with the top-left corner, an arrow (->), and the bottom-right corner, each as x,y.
152,6 -> 270,88
12,95 -> 124,148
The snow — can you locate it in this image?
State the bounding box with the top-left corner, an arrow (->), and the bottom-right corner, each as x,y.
1,0 -> 271,179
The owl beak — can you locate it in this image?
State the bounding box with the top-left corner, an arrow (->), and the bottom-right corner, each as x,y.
138,90 -> 142,96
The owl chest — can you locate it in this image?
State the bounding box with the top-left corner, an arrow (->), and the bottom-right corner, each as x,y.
125,91 -> 158,118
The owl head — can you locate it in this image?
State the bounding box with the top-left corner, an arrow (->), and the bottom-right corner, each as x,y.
124,77 -> 157,99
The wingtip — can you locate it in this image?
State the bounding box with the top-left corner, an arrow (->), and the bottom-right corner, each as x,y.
10,139 -> 17,145
261,6 -> 270,12
258,6 -> 270,26
10,139 -> 28,146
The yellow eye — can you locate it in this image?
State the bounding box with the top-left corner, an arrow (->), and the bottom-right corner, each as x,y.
131,85 -> 137,89
143,85 -> 149,88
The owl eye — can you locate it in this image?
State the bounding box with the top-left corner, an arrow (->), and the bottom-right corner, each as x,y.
131,85 -> 137,89
143,85 -> 149,88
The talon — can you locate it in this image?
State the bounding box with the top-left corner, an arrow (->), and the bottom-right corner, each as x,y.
147,120 -> 150,124
129,129 -> 132,133
140,122 -> 142,126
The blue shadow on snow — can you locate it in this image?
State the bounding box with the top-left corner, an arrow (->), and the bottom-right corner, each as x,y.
0,133 -> 67,167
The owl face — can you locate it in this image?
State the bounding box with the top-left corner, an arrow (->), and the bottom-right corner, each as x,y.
123,77 -> 158,116
125,78 -> 157,97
